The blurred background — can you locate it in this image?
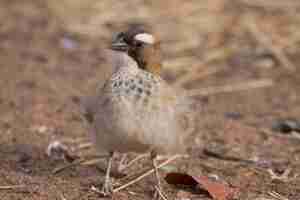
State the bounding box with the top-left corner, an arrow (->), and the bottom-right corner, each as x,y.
1,0 -> 300,199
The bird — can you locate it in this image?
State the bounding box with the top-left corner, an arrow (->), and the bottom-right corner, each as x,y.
81,24 -> 198,197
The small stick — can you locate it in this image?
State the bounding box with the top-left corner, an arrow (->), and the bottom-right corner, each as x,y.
269,191 -> 289,200
75,142 -> 93,151
81,157 -> 105,166
113,154 -> 181,193
246,18 -> 296,71
53,155 -> 108,174
186,79 -> 273,97
53,158 -> 86,174
155,185 -> 168,200
0,185 -> 26,190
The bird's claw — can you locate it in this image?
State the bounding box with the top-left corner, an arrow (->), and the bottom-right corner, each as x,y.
100,181 -> 113,196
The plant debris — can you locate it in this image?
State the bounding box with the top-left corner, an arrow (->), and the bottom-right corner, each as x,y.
165,172 -> 239,200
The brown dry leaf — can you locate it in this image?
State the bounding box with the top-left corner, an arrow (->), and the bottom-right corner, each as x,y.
192,175 -> 239,200
165,172 -> 239,200
165,172 -> 198,187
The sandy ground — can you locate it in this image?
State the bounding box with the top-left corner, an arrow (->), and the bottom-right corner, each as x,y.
1,0 -> 300,199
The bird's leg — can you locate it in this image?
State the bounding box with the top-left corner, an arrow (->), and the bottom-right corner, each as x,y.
150,150 -> 165,200
101,151 -> 114,195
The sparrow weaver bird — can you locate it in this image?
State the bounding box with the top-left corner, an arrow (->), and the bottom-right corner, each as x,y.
82,25 -> 198,197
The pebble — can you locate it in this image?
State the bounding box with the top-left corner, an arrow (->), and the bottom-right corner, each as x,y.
272,119 -> 300,134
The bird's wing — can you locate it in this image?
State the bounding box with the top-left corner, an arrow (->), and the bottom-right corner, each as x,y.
145,79 -> 199,136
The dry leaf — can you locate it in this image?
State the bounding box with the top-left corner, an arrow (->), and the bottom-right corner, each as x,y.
165,172 -> 239,200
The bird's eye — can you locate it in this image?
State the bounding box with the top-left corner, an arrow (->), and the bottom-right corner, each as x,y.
133,40 -> 143,48
135,41 -> 143,47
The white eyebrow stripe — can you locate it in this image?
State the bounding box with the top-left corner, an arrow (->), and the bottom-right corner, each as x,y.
134,33 -> 155,44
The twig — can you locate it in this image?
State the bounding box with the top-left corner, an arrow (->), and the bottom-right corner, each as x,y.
80,157 -> 106,166
52,158 -> 86,174
268,191 -> 289,200
113,154 -> 181,193
155,185 -> 168,200
53,155 -> 108,174
203,148 -> 255,164
75,142 -> 93,151
246,17 -> 296,72
0,185 -> 26,190
186,79 -> 273,97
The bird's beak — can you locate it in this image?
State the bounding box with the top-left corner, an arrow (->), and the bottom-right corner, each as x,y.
111,38 -> 129,52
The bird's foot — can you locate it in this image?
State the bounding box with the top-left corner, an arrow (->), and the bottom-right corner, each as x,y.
100,180 -> 113,197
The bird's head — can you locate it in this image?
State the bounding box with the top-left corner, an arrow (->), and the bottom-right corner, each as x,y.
111,24 -> 163,75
